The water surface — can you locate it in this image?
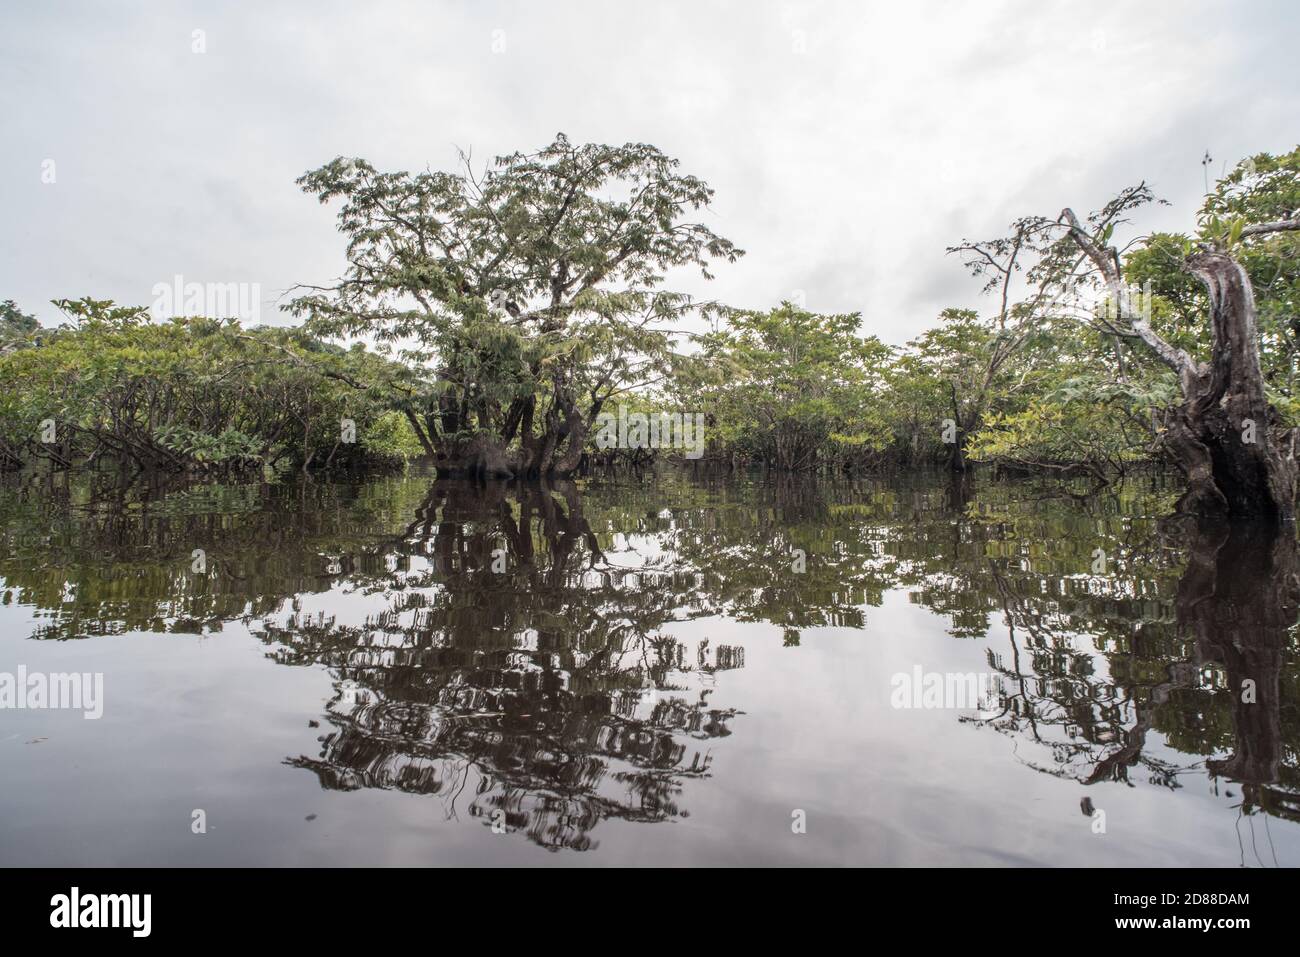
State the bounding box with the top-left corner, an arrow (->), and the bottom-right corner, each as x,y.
1,467 -> 1297,866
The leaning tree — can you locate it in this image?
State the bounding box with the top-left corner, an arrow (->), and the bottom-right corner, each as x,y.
1052,182 -> 1298,521
288,134 -> 741,479
955,152 -> 1299,521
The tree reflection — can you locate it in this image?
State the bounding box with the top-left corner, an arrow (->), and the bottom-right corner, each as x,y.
254,479 -> 741,851
960,503 -> 1300,833
1179,519 -> 1300,823
2,467 -> 1299,852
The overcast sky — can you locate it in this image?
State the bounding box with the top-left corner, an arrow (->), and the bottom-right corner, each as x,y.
2,0 -> 1296,344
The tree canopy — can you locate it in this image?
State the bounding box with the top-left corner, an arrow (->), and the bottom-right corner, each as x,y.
3,139 -> 1298,511
287,133 -> 741,478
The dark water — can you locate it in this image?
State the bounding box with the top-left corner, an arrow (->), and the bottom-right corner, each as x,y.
1,467 -> 1297,866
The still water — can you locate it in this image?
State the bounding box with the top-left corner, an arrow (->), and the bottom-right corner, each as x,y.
1,467 -> 1297,866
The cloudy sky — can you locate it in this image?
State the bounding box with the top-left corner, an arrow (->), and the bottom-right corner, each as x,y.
2,0 -> 1295,344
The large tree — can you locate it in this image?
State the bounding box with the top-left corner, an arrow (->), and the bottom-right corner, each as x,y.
288,134 -> 741,479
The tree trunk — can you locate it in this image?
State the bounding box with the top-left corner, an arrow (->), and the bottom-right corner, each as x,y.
550,401 -> 593,476
948,438 -> 967,472
1168,252 -> 1296,521
431,390 -> 597,481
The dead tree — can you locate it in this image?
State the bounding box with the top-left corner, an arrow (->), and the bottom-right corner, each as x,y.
1059,208 -> 1300,522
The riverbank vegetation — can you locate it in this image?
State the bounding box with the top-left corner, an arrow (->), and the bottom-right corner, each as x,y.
0,297 -> 422,473
2,137 -> 1296,515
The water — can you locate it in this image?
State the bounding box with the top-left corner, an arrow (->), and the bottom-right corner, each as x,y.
1,467 -> 1297,866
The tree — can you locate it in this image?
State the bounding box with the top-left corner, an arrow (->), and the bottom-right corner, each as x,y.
288,134 -> 741,479
1050,172 -> 1299,520
958,149 -> 1300,519
890,308 -> 1010,471
1123,150 -> 1300,421
0,300 -> 39,354
687,303 -> 893,471
939,211 -> 1125,473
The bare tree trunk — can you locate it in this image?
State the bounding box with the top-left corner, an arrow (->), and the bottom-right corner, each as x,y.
1168,252 -> 1296,521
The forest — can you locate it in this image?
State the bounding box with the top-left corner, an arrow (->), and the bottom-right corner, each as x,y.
2,137 -> 1298,520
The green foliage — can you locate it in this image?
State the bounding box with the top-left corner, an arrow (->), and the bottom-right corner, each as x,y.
686,303 -> 893,470
0,300 -> 40,353
154,425 -> 265,465
360,410 -> 427,466
288,133 -> 741,476
0,301 -> 419,472
967,375 -> 1172,477
882,308 -> 1002,463
1125,148 -> 1300,397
